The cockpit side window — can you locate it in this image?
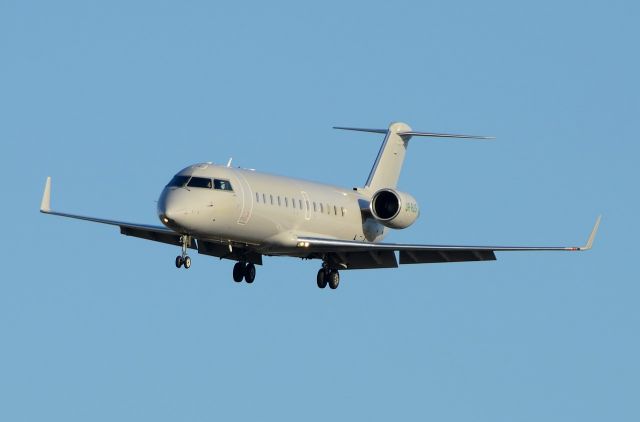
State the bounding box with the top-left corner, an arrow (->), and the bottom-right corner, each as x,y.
214,179 -> 233,191
187,177 -> 213,189
166,175 -> 190,188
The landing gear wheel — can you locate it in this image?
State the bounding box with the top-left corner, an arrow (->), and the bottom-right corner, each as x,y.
175,256 -> 183,268
317,269 -> 328,289
244,263 -> 256,284
233,262 -> 245,283
183,256 -> 191,269
328,270 -> 340,290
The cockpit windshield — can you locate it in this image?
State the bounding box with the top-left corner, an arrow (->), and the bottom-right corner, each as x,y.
166,175 -> 233,191
214,179 -> 233,191
166,175 -> 190,188
187,177 -> 213,189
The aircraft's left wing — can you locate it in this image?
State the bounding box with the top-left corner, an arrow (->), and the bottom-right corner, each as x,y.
39,177 -> 193,248
295,216 -> 600,267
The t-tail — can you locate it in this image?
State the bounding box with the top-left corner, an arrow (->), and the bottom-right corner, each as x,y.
334,122 -> 494,192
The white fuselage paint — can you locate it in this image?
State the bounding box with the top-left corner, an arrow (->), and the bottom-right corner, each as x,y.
157,163 -> 387,252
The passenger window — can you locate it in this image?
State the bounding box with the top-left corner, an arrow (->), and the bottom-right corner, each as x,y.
263,193 -> 266,203
327,204 -> 330,215
214,179 -> 233,191
166,175 -> 190,188
285,197 -> 289,207
292,198 -> 296,209
306,200 -> 310,211
270,194 -> 274,205
320,203 -> 324,213
278,196 -> 281,206
334,205 -> 337,215
256,192 -> 260,202
187,177 -> 212,189
299,199 -> 303,209
313,202 -> 317,212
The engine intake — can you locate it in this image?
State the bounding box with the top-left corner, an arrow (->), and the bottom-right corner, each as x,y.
370,188 -> 419,229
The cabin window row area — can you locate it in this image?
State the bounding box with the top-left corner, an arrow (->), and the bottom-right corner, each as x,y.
254,192 -> 346,217
166,175 -> 233,191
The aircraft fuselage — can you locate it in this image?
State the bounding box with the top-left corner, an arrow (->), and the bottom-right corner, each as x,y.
157,163 -> 386,252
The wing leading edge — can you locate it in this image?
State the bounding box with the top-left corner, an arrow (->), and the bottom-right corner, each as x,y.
39,177 -> 193,248
295,216 -> 601,266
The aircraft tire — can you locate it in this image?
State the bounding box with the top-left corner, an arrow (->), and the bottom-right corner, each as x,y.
317,269 -> 328,289
183,256 -> 191,269
175,256 -> 183,268
233,262 -> 245,282
328,270 -> 340,290
244,263 -> 256,284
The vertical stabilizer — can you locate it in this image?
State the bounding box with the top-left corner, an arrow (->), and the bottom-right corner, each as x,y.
365,122 -> 412,191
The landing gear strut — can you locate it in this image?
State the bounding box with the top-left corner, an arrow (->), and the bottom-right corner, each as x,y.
175,235 -> 191,269
233,262 -> 256,283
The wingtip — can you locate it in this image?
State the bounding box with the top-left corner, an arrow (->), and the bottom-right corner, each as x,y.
40,176 -> 51,213
580,215 -> 601,250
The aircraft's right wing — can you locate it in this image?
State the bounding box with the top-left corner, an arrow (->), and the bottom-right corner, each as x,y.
294,216 -> 601,268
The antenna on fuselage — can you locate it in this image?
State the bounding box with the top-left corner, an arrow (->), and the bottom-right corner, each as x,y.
226,158 -> 233,167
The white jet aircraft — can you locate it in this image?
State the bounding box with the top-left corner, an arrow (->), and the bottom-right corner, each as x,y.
40,122 -> 600,289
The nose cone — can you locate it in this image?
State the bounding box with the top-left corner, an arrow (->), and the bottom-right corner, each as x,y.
157,188 -> 172,225
157,187 -> 190,230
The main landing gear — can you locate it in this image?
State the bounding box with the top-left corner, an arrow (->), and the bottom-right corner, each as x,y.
317,267 -> 340,290
175,235 -> 191,269
233,262 -> 256,284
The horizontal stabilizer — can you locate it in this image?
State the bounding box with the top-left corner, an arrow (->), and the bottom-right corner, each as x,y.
333,126 -> 493,139
333,127 -> 388,134
397,131 -> 494,140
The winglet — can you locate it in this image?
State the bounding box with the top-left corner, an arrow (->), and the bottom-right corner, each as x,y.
40,177 -> 51,213
579,215 -> 601,250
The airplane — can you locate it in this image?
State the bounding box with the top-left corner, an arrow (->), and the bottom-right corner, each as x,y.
40,122 -> 600,290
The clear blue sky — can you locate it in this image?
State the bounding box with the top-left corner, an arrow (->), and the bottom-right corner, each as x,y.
1,1 -> 638,420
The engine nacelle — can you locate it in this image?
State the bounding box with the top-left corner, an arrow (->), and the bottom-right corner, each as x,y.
370,188 -> 420,229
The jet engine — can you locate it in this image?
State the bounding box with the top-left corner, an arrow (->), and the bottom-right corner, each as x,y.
370,188 -> 420,229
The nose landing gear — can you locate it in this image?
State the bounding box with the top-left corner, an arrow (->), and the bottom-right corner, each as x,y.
175,235 -> 192,269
